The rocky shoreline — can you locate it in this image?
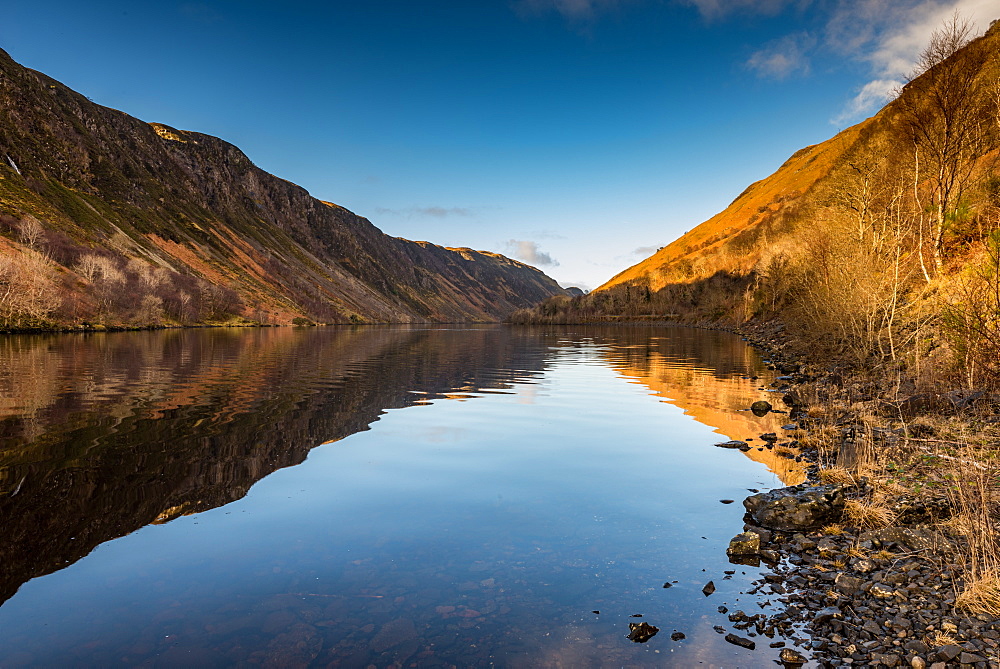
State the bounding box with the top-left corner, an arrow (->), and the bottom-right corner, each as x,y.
712,321 -> 1000,668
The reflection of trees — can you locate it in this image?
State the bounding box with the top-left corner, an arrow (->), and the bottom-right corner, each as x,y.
0,326 -> 546,605
583,326 -> 806,485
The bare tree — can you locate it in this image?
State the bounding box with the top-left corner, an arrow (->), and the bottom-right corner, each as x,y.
896,13 -> 998,275
17,215 -> 45,251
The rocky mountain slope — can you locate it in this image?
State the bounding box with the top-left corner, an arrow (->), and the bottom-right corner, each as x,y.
0,48 -> 565,327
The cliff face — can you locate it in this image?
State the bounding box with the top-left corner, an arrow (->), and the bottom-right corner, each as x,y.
0,49 -> 565,326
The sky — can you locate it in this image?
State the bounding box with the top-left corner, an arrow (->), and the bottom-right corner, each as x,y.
3,1 -> 998,290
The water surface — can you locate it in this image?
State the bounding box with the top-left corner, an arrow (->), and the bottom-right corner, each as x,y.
0,325 -> 806,667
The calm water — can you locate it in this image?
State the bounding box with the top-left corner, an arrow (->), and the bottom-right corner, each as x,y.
0,325 -> 807,667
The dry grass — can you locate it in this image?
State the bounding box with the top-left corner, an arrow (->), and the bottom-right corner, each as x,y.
821,523 -> 846,535
926,631 -> 959,648
873,548 -> 895,561
844,498 -> 895,528
955,572 -> 1000,617
845,544 -> 868,559
819,467 -> 857,486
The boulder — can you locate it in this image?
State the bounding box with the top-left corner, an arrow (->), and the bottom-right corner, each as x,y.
727,532 -> 761,556
750,401 -> 772,417
743,484 -> 845,531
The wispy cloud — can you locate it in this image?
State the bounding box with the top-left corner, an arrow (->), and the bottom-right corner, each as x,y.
505,239 -> 560,266
746,32 -> 814,79
374,206 -> 474,218
632,245 -> 660,256
512,0 -> 634,24
680,0 -> 797,21
828,0 -> 996,122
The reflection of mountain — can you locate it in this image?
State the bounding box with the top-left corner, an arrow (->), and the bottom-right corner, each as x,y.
587,327 -> 807,485
0,326 -> 548,605
0,326 -> 800,608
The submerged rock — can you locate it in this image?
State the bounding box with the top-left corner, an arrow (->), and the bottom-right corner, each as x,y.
743,484 -> 845,531
716,440 -> 748,449
626,621 -> 659,643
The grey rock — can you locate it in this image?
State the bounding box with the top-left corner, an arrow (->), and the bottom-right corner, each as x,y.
871,652 -> 900,667
834,573 -> 866,596
862,527 -> 949,552
717,440 -> 749,449
744,484 -> 845,531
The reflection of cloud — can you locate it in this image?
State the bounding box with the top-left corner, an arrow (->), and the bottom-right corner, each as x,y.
505,239 -> 559,267
746,33 -> 814,79
374,206 -> 474,218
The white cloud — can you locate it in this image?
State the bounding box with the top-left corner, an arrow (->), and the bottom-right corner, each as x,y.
832,78 -> 899,126
505,239 -> 560,266
746,33 -> 815,79
827,0 -> 997,122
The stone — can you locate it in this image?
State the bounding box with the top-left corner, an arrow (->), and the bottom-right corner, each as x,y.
779,647 -> 807,665
751,401 -> 772,416
743,484 -> 846,531
725,633 -> 756,650
670,631 -> 685,641
717,440 -> 749,449
909,657 -> 926,669
834,573 -> 866,596
934,644 -> 962,662
626,622 -> 659,643
871,583 -> 895,599
727,532 -> 761,556
958,651 -> 986,664
814,606 -> 842,624
871,652 -> 900,667
862,527 -> 947,552
702,581 -> 716,596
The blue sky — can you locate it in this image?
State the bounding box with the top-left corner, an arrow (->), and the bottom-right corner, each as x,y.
3,1 -> 997,289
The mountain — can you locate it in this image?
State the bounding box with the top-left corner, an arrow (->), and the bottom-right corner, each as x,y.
0,48 -> 566,328
516,19 -> 1000,380
597,19 -> 1000,297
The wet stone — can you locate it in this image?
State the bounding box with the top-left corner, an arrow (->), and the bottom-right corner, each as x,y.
626,622 -> 659,643
725,633 -> 756,650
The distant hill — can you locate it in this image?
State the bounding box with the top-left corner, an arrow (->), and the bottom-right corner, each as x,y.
0,48 -> 565,328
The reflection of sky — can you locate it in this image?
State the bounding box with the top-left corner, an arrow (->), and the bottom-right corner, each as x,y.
0,327 -> 807,667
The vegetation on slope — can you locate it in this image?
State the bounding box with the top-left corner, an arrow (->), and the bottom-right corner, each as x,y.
516,15 -> 1000,612
0,49 -> 565,330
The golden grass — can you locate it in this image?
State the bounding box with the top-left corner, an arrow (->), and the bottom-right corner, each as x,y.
819,467 -> 856,486
821,523 -> 846,535
955,573 -> 1000,617
873,548 -> 895,561
844,499 -> 895,528
926,631 -> 959,648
